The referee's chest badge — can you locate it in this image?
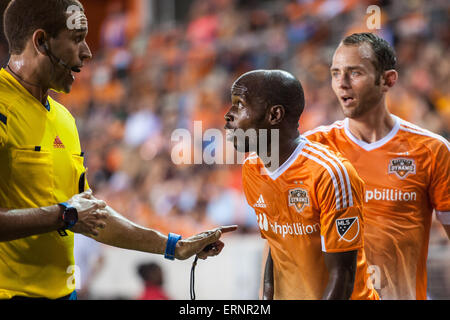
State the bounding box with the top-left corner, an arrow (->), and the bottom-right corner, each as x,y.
288,188 -> 310,213
388,157 -> 415,179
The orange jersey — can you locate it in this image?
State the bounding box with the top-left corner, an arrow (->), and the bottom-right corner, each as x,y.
304,115 -> 450,300
242,136 -> 379,300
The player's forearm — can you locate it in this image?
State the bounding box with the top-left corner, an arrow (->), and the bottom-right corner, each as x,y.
322,268 -> 355,300
263,248 -> 274,300
90,206 -> 168,255
0,205 -> 64,241
322,251 -> 357,300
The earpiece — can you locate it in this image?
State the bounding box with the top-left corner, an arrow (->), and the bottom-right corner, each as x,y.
38,37 -> 74,72
37,38 -> 48,55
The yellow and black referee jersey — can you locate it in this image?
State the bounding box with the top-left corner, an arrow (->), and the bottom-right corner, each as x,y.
0,68 -> 89,299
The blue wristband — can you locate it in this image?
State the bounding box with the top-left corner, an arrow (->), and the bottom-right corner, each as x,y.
164,232 -> 182,260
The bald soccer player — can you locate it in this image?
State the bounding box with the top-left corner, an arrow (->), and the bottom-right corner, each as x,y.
224,69 -> 379,300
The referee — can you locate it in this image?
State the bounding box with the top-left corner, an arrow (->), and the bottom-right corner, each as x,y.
0,0 -> 236,300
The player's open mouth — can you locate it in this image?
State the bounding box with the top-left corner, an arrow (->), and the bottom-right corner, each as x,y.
341,95 -> 355,105
341,95 -> 354,102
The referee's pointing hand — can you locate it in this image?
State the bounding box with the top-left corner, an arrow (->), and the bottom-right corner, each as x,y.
174,225 -> 238,260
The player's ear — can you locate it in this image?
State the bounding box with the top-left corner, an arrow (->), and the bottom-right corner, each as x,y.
32,29 -> 48,56
381,70 -> 398,91
268,105 -> 285,125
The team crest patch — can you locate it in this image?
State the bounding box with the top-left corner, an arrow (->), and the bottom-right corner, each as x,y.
388,158 -> 416,179
336,217 -> 359,242
288,188 -> 310,213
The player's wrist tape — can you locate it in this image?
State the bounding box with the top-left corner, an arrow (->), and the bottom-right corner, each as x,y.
164,232 -> 182,260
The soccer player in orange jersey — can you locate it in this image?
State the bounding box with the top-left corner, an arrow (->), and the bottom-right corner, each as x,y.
304,33 -> 450,300
224,70 -> 379,300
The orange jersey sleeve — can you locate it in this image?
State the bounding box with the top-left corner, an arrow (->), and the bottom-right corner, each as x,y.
428,138 -> 450,212
317,158 -> 365,253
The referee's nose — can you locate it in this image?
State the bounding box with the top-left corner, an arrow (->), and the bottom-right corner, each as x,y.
80,41 -> 92,62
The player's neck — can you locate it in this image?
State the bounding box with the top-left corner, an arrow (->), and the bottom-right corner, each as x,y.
346,104 -> 395,144
7,55 -> 49,105
261,130 -> 300,173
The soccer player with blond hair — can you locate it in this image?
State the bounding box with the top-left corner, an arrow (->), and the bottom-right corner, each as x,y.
304,32 -> 449,299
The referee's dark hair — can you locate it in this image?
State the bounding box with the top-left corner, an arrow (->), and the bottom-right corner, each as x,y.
3,0 -> 84,54
342,32 -> 397,85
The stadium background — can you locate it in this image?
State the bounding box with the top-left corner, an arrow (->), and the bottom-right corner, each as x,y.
0,0 -> 448,299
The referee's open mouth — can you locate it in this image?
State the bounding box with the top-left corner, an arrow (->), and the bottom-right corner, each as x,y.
69,65 -> 83,80
71,66 -> 82,73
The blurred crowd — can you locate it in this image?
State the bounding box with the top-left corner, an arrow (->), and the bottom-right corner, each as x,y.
48,0 -> 449,239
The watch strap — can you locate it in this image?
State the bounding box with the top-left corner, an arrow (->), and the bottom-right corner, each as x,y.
59,201 -> 71,209
58,201 -> 77,230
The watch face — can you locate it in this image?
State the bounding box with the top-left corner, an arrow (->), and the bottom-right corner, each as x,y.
63,207 -> 78,228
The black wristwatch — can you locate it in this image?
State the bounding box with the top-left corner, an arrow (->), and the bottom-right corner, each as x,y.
58,202 -> 78,229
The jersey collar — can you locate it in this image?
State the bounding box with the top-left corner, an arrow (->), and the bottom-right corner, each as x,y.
0,68 -> 52,113
262,136 -> 308,180
343,115 -> 400,151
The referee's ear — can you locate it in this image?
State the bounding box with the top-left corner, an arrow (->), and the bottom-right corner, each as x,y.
32,29 -> 48,56
381,69 -> 398,92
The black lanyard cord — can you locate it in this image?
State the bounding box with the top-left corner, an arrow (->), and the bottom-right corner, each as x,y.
190,243 -> 216,300
190,255 -> 199,300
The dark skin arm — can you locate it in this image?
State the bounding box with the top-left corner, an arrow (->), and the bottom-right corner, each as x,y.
322,250 -> 357,300
262,247 -> 274,300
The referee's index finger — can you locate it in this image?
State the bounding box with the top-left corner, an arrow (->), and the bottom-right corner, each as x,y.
217,225 -> 238,233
